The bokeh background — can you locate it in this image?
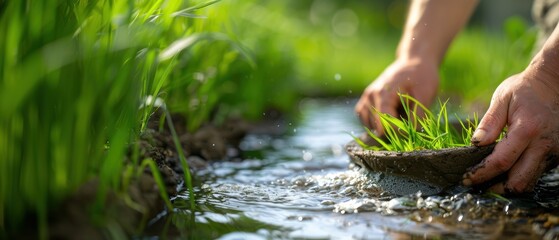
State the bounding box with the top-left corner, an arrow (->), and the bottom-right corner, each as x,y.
0,0 -> 538,237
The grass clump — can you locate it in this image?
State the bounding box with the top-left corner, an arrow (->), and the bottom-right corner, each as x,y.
0,0 -> 303,237
356,94 -> 478,152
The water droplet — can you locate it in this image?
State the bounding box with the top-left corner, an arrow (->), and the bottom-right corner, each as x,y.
334,73 -> 342,81
303,151 -> 313,161
412,37 -> 416,41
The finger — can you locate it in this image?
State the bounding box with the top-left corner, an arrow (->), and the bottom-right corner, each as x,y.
374,92 -> 400,136
471,91 -> 510,146
504,140 -> 551,193
355,98 -> 374,130
410,90 -> 433,120
488,182 -> 505,194
374,92 -> 399,119
464,124 -> 531,185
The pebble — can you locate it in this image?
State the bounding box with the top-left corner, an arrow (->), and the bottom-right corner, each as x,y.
320,200 -> 335,206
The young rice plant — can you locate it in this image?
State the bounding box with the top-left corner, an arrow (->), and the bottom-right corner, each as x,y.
356,94 -> 479,152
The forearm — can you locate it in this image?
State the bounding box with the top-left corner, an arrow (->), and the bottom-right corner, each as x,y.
397,0 -> 478,65
530,22 -> 559,80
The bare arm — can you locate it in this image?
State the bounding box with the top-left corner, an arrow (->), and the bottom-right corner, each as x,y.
355,0 -> 479,133
463,22 -> 559,193
398,0 -> 479,64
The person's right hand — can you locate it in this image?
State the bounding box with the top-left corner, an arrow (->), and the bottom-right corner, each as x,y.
355,58 -> 440,135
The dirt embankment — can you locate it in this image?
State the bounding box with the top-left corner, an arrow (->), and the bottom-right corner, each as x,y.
20,112 -> 250,239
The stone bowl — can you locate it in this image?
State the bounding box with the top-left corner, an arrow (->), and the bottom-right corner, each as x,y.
345,139 -> 496,195
346,136 -> 559,208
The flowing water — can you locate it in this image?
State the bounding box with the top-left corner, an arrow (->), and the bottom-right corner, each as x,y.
147,99 -> 558,239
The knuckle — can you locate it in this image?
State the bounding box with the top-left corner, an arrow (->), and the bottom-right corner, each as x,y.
491,157 -> 512,173
479,112 -> 502,129
516,118 -> 544,139
376,88 -> 390,97
355,102 -> 365,113
364,86 -> 376,95
505,180 -> 533,194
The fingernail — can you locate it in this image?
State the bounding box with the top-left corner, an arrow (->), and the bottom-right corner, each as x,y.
462,178 -> 472,187
471,129 -> 486,145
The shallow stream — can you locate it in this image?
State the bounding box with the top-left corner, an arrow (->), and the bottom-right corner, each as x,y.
147,99 -> 557,239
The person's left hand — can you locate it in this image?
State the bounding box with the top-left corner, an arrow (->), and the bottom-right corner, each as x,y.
463,61 -> 559,194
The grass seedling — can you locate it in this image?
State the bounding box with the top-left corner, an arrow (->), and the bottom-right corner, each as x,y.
357,94 -> 478,152
485,191 -> 512,203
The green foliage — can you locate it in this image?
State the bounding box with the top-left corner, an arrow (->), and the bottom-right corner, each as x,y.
0,0 -> 141,236
0,0 -> 260,236
161,0 -> 300,126
440,25 -> 535,106
0,0 -> 303,236
357,94 -> 478,152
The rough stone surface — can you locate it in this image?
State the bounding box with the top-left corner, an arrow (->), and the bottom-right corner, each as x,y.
346,141 -> 496,190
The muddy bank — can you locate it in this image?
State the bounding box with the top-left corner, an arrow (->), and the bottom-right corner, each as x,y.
15,110 -> 256,239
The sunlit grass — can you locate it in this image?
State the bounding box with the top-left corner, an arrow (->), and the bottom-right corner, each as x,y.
0,0 -> 249,237
0,0 -> 305,237
0,0 -> 143,237
356,94 -> 479,152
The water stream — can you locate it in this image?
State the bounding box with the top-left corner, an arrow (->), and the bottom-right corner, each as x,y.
147,99 -> 555,239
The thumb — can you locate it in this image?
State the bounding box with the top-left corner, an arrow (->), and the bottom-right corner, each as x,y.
472,93 -> 509,146
373,94 -> 400,136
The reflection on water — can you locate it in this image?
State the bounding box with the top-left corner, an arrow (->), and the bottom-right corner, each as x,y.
149,98 -> 555,239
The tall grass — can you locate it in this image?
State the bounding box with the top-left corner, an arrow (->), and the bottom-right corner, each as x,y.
160,0 -> 300,126
0,0 -> 299,237
0,0 -> 142,237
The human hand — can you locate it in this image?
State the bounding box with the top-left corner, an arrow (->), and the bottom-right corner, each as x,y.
354,58 -> 439,135
463,61 -> 559,194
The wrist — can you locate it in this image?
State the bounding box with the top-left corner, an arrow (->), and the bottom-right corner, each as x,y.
395,22 -> 452,66
526,49 -> 559,80
394,53 -> 439,70
396,43 -> 442,67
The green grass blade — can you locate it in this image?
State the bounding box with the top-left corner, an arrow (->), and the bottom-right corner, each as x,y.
171,0 -> 222,17
139,159 -> 173,211
163,107 -> 195,210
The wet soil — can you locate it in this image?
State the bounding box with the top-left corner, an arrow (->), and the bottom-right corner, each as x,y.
16,109 -> 255,239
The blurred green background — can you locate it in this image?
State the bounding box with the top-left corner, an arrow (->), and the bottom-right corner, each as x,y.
0,0 -> 537,237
